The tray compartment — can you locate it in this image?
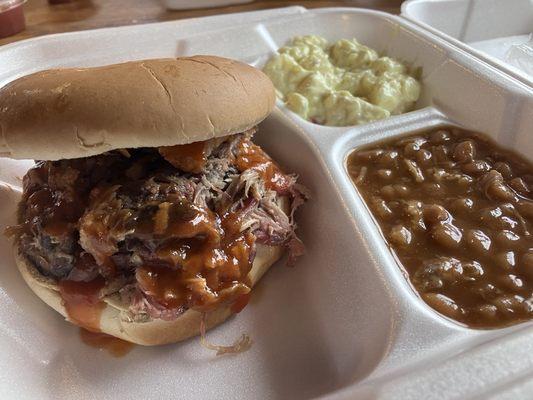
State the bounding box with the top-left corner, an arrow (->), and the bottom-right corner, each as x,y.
314,108 -> 533,388
0,111 -> 395,400
0,6 -> 532,400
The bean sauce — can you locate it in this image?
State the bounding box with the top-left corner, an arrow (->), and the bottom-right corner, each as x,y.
348,127 -> 533,328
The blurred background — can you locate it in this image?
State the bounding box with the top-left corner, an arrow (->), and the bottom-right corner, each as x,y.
0,0 -> 404,44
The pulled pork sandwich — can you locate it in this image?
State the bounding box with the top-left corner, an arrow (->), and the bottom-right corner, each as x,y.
1,56 -> 306,347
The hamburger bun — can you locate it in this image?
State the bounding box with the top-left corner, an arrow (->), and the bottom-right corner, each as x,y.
15,240 -> 283,346
0,56 -> 275,161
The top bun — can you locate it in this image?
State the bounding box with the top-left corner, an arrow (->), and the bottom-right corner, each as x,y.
0,56 -> 275,160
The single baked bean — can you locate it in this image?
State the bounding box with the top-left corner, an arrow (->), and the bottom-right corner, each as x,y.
492,294 -> 525,315
379,151 -> 399,166
388,201 -> 400,209
404,142 -> 421,158
474,304 -> 498,319
465,229 -> 491,254
419,275 -> 444,291
380,185 -> 395,199
429,129 -> 451,144
487,182 -> 517,202
482,171 -> 517,202
493,162 -> 514,179
393,184 -> 410,197
499,274 -> 524,291
499,202 -> 517,213
356,149 -> 384,161
462,261 -> 484,280
501,216 -> 519,230
453,140 -> 476,162
422,182 -> 444,197
389,225 -> 412,247
430,222 -> 462,249
377,169 -> 393,180
473,283 -> 502,300
370,197 -> 393,219
403,200 -> 425,230
461,160 -> 491,175
495,251 -> 516,270
423,204 -> 450,224
479,205 -> 502,220
352,166 -> 367,184
455,174 -> 474,187
449,197 -> 474,214
404,159 -> 424,182
416,149 -> 432,165
494,230 -> 521,248
404,200 -> 423,213
421,257 -> 464,281
509,177 -> 530,195
423,293 -> 463,318
479,207 -> 518,230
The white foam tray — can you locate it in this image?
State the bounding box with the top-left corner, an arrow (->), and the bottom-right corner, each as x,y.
0,5 -> 533,400
402,0 -> 533,86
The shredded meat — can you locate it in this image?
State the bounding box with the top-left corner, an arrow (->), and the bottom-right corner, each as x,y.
14,131 -> 307,321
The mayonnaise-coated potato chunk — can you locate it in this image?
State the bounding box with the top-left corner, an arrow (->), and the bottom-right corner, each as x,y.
263,35 -> 421,126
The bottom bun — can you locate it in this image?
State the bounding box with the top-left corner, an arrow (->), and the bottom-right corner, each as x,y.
15,243 -> 282,345
15,192 -> 289,346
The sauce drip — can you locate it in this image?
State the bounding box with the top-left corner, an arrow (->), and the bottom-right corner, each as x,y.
79,329 -> 134,357
58,277 -> 106,332
236,139 -> 292,194
231,292 -> 251,314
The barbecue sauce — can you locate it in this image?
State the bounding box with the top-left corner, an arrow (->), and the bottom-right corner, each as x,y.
159,142 -> 207,173
236,138 -> 292,193
79,329 -> 134,357
137,207 -> 255,313
58,277 -> 106,332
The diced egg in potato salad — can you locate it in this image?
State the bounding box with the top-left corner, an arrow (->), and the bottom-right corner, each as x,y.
263,35 -> 421,127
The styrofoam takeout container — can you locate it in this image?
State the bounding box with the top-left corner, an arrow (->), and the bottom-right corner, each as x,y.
402,0 -> 533,86
0,4 -> 533,400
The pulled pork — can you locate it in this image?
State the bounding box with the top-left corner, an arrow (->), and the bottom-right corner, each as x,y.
14,130 -> 307,321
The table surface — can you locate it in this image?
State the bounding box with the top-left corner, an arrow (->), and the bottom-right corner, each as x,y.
1,0 -> 403,46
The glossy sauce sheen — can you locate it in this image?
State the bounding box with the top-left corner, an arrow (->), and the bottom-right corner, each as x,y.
348,127 -> 533,328
236,139 -> 292,194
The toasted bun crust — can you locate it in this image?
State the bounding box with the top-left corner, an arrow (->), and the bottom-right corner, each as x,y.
0,56 -> 276,161
14,198 -> 289,346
